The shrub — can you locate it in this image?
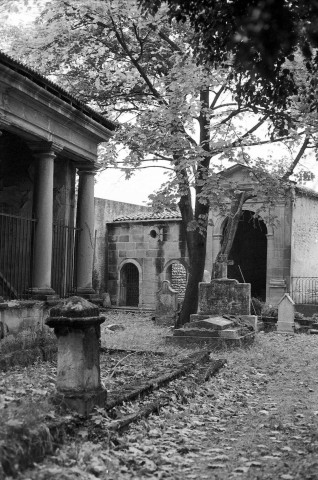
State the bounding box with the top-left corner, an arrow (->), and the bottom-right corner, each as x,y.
251,297 -> 264,316
261,304 -> 278,318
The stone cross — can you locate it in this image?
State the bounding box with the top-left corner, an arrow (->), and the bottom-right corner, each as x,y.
46,296 -> 106,415
277,293 -> 295,334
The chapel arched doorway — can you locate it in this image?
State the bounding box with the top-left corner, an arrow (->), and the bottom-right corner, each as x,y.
119,262 -> 139,306
226,210 -> 267,300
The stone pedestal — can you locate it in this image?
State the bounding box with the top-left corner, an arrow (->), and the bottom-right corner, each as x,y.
277,293 -> 295,334
46,296 -> 106,415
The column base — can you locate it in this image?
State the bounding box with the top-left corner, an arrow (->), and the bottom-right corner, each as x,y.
27,287 -> 59,301
73,288 -> 102,304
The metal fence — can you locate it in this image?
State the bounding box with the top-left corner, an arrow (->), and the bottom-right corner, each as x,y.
52,224 -> 80,298
0,212 -> 36,299
0,213 -> 80,300
291,277 -> 318,305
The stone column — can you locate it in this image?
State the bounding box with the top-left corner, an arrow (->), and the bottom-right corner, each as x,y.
75,169 -> 96,298
30,147 -> 57,299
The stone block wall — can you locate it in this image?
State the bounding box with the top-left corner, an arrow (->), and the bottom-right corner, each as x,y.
94,199 -> 150,294
107,220 -> 188,309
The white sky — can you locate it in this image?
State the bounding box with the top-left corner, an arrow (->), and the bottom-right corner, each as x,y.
94,167 -> 167,205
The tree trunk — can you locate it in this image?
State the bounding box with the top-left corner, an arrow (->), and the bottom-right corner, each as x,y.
212,190 -> 252,279
176,203 -> 209,328
176,88 -> 210,327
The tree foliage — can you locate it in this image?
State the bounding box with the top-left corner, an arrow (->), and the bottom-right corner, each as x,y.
139,0 -> 318,79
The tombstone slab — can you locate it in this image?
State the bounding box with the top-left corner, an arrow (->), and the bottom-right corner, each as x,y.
155,280 -> 178,325
184,317 -> 235,331
277,293 -> 295,334
198,279 -> 251,316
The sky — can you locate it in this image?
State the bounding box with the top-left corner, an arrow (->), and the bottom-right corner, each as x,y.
94,167 -> 167,206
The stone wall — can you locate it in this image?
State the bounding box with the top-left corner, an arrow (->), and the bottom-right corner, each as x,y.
292,191 -> 318,278
291,190 -> 318,305
107,220 -> 188,308
94,198 -> 150,294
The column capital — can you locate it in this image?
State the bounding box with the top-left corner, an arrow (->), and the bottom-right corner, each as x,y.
27,140 -> 63,157
77,169 -> 97,176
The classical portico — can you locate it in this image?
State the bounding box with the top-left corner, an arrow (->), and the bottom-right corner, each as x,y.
0,51 -> 116,300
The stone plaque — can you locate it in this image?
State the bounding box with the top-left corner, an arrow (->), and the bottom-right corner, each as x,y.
198,279 -> 251,316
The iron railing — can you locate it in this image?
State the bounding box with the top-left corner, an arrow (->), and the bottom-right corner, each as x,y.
52,224 -> 80,298
0,213 -> 80,300
291,277 -> 318,305
0,212 -> 36,299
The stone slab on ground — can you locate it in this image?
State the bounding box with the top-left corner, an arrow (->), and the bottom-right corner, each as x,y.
189,313 -> 212,322
173,328 -> 222,338
183,317 -> 235,331
166,331 -> 255,349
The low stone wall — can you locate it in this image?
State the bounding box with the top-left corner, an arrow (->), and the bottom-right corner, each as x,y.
0,300 -> 50,338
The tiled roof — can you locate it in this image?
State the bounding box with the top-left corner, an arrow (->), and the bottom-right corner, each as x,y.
295,185 -> 318,199
0,51 -> 117,131
113,210 -> 182,222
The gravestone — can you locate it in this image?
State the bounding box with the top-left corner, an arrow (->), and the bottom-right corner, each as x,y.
277,293 -> 295,334
194,278 -> 251,318
155,280 -> 178,325
169,278 -> 255,348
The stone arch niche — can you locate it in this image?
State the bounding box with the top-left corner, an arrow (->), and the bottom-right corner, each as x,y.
224,210 -> 268,300
118,259 -> 142,307
163,259 -> 188,301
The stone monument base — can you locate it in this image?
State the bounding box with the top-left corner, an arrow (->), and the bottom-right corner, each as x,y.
169,316 -> 255,349
53,389 -> 107,416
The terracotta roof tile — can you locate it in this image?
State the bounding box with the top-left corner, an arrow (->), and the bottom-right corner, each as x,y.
113,210 -> 181,222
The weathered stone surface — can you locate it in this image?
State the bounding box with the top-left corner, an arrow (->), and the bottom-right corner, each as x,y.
220,329 -> 240,339
107,324 -> 125,332
198,279 -> 251,316
189,314 -> 211,322
101,292 -> 112,308
240,315 -> 259,331
155,280 -> 178,325
166,332 -> 255,349
277,293 -> 295,334
184,317 -> 234,331
173,328 -> 220,338
46,296 -> 106,415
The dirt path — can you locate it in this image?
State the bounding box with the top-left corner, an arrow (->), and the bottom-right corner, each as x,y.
18,333 -> 318,479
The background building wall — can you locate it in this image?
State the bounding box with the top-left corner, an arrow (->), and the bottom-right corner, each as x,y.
291,191 -> 318,278
107,220 -> 188,308
94,198 -> 150,294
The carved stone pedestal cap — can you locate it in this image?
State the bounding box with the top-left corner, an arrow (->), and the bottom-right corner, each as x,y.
46,296 -> 105,329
